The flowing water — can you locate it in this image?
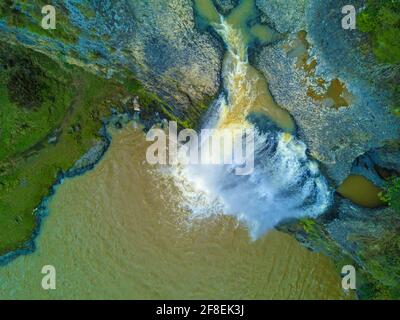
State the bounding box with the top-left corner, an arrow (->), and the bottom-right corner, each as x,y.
177,0 -> 332,239
0,127 -> 348,299
0,0 -> 348,299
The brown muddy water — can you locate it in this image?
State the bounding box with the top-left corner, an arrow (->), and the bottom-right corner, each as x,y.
337,175 -> 385,208
195,0 -> 295,132
0,0 -> 356,300
0,126 -> 350,299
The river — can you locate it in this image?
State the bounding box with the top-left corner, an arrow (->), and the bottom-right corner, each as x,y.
0,0 -> 351,299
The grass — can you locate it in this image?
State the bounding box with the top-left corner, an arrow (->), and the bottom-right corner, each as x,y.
0,0 -> 220,259
0,40 -> 186,256
0,42 -> 73,160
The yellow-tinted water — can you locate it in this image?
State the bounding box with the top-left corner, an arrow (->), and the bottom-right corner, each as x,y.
287,31 -> 355,109
0,1 -> 353,300
195,0 -> 295,132
337,175 -> 385,208
0,127 -> 350,299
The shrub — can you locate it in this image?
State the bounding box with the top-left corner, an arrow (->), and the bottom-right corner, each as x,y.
380,177 -> 400,214
358,0 -> 400,64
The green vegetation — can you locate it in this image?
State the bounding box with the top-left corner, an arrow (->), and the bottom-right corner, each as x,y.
0,1 -> 210,257
358,1 -> 400,215
0,41 -> 178,256
358,0 -> 400,115
380,177 -> 400,214
358,0 -> 400,64
287,216 -> 400,299
299,218 -> 316,234
352,212 -> 400,299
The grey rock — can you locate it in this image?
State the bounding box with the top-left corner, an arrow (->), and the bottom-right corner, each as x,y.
214,0 -> 238,15
1,0 -> 223,116
254,0 -> 400,185
72,140 -> 109,172
370,145 -> 400,173
126,0 -> 223,111
350,153 -> 386,187
256,0 -> 307,33
349,145 -> 400,188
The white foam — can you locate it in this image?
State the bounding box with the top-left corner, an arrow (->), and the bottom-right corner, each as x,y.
167,97 -> 332,240
164,17 -> 332,239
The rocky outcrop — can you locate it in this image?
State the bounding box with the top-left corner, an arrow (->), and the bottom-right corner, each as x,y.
0,0 -> 223,116
254,0 -> 400,185
278,198 -> 400,299
256,0 -> 307,33
327,200 -> 400,298
350,145 -> 400,188
124,0 -> 222,112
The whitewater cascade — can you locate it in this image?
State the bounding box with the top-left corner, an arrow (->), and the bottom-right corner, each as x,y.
168,16 -> 332,239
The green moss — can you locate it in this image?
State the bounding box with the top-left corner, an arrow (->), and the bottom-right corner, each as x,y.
299,218 -> 316,234
280,218 -> 355,271
278,217 -> 398,299
0,44 -> 71,160
75,2 -> 97,20
392,105 -> 400,117
295,212 -> 400,299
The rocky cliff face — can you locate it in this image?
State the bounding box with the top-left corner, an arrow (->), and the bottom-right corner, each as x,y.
254,0 -> 400,185
256,0 -> 308,33
124,0 -> 222,112
1,0 -> 223,116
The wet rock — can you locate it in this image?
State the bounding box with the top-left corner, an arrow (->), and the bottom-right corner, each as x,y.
279,197 -> 400,298
350,153 -> 386,188
71,139 -> 109,173
132,96 -> 140,111
349,144 -> 400,188
47,136 -> 58,145
214,0 -> 238,15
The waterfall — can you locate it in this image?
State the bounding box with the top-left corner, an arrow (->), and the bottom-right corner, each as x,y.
166,12 -> 332,239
